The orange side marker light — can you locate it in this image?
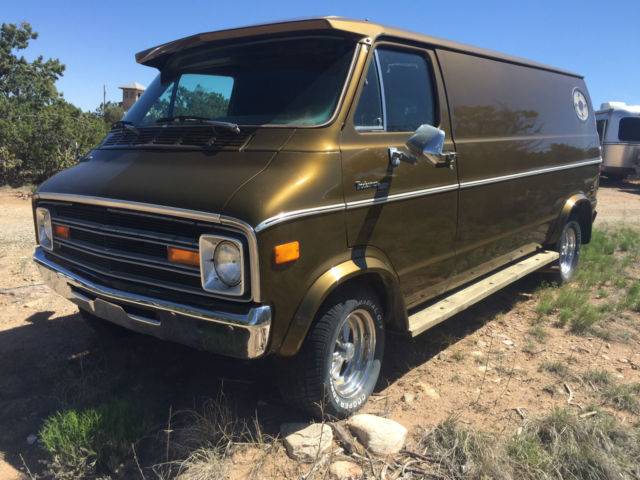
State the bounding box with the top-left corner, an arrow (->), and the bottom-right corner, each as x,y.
274,241 -> 300,265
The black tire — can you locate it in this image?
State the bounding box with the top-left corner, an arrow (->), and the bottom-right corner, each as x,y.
79,308 -> 131,339
553,219 -> 582,283
278,287 -> 385,419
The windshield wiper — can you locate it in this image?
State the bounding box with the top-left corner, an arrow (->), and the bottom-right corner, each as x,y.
155,116 -> 241,134
112,120 -> 140,136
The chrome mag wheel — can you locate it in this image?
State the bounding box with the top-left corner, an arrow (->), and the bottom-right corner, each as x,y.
559,224 -> 578,278
330,308 -> 377,399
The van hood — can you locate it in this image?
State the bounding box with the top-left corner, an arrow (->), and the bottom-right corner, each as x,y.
37,130 -> 294,218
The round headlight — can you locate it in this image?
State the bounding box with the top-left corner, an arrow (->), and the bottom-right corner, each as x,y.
213,241 -> 241,287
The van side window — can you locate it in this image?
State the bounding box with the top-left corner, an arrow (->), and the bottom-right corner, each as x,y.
377,49 -> 436,132
354,61 -> 384,129
618,117 -> 640,142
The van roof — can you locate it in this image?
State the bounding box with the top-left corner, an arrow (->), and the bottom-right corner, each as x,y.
597,102 -> 640,115
135,16 -> 582,78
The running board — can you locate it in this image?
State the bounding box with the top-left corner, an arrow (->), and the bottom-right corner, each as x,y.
408,250 -> 559,337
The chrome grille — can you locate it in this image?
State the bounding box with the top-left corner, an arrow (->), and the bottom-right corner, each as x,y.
38,200 -> 250,302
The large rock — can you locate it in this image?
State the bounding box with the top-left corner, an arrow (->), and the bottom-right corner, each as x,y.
329,460 -> 363,479
281,423 -> 333,463
346,414 -> 407,455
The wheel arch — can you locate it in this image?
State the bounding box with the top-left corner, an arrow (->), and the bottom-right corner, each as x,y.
548,193 -> 594,246
277,255 -> 406,357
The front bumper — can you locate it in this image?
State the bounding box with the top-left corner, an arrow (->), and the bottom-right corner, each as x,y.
33,248 -> 271,359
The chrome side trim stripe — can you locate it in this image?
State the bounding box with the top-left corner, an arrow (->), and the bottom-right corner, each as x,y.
459,157 -> 602,189
254,203 -> 345,232
346,183 -> 459,209
254,157 -> 601,231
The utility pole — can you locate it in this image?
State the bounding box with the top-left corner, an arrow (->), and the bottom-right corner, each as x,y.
102,84 -> 106,115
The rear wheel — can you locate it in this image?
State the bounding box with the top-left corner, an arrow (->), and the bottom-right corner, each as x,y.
278,287 -> 385,419
554,219 -> 582,283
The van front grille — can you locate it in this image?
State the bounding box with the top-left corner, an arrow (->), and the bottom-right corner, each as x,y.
38,200 -> 250,303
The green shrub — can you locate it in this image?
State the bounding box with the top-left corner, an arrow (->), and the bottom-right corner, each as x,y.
39,399 -> 144,478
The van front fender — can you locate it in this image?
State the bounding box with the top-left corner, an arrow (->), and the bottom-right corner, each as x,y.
277,255 -> 403,357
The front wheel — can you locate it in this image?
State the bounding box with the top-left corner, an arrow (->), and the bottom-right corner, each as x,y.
278,287 -> 385,419
554,219 -> 582,283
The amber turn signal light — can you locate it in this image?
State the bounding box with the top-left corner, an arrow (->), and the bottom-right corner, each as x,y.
274,241 -> 300,265
53,224 -> 70,239
167,246 -> 200,267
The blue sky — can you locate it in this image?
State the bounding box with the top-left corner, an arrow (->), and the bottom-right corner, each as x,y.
5,0 -> 639,111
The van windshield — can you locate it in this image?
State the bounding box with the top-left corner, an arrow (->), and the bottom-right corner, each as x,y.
124,37 -> 356,128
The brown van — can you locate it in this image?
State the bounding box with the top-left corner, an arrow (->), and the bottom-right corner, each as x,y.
32,17 -> 601,417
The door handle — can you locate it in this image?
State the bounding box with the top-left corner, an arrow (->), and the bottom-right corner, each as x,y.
389,147 -> 457,169
439,151 -> 457,170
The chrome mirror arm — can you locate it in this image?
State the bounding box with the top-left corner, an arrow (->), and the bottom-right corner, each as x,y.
388,147 -> 417,167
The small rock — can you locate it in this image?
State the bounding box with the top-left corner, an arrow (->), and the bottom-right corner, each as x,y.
478,365 -> 492,373
471,350 -> 484,358
26,434 -> 37,445
281,423 -> 332,463
477,340 -> 488,348
502,339 -> 515,347
329,460 -> 363,479
415,382 -> 440,399
402,392 -> 415,404
347,414 -> 407,455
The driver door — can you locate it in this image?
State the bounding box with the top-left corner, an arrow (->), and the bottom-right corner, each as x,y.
340,44 -> 459,308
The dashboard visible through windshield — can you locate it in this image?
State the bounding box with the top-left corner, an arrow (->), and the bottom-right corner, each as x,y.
124,36 -> 357,128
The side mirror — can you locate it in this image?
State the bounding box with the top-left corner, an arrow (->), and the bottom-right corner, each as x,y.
389,124 -> 456,168
406,124 -> 445,160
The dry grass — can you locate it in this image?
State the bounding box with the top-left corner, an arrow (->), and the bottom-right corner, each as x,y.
408,409 -> 640,480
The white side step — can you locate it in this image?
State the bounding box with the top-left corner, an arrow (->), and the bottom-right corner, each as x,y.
408,250 -> 559,337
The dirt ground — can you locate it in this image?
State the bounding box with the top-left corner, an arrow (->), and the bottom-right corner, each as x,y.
0,178 -> 639,479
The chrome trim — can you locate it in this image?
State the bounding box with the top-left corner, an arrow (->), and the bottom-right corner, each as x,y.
52,216 -> 198,248
459,157 -> 602,189
253,157 -> 602,231
56,238 -> 200,276
34,248 -> 271,358
254,203 -> 346,232
34,193 -> 261,302
374,50 -> 388,131
346,183 -> 459,208
47,249 -> 213,298
199,234 -> 245,296
36,193 -> 222,223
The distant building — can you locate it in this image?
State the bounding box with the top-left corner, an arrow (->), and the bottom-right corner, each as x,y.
119,82 -> 145,110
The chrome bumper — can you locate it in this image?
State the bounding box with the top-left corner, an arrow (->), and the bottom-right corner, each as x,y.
33,248 -> 271,359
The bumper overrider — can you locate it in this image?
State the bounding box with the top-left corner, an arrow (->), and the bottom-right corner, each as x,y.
33,248 -> 271,359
